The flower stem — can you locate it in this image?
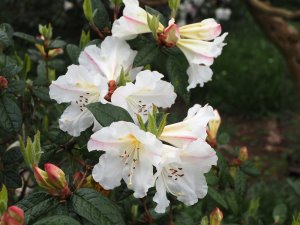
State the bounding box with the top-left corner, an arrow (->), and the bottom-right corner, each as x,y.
143,198 -> 152,225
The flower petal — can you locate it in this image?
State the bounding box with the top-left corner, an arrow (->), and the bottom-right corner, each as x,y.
59,103 -> 94,137
153,176 -> 169,213
111,70 -> 177,122
160,104 -> 214,147
179,18 -> 222,40
186,64 -> 213,90
92,153 -> 123,189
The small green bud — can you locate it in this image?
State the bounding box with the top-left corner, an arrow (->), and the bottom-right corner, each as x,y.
19,131 -> 42,169
80,30 -> 91,49
83,0 -> 94,23
200,216 -> 209,225
210,208 -> 223,225
147,14 -> 160,40
38,24 -> 53,40
168,0 -> 181,18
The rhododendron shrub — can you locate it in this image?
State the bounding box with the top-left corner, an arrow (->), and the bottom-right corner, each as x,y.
0,1 -> 267,225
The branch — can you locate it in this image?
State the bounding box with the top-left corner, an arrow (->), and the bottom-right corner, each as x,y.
247,0 -> 300,20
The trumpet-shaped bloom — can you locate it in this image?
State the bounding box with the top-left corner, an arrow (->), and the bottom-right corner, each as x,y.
78,36 -> 139,82
153,140 -> 217,213
88,121 -> 163,198
112,6 -> 227,89
49,65 -> 108,136
112,0 -> 164,40
160,104 -> 214,148
111,70 -> 177,122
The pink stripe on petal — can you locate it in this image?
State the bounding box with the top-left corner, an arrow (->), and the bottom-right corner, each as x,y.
83,50 -> 102,73
124,15 -> 146,25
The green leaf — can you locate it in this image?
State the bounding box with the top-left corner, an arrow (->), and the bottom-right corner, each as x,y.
234,170 -> 247,199
72,188 -> 125,225
32,86 -> 51,102
208,187 -> 228,209
240,161 -> 260,176
0,31 -> 10,47
7,80 -> 26,93
17,192 -> 59,225
133,43 -> 160,67
3,147 -> 23,165
91,0 -> 110,30
287,179 -> 300,197
33,216 -> 81,225
205,171 -> 219,186
0,185 -> 8,216
273,203 -> 287,224
147,114 -> 157,135
156,113 -> 168,137
0,95 -> 22,133
14,32 -> 42,44
48,39 -> 66,49
145,6 -> 167,26
66,44 -> 81,64
3,169 -> 22,188
87,102 -> 134,127
166,54 -> 190,104
225,192 -> 239,215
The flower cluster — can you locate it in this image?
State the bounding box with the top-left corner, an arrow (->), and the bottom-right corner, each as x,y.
49,0 -> 227,213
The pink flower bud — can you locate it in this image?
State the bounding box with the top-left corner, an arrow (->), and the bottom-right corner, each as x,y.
1,206 -> 24,225
44,163 -> 67,189
33,165 -> 51,190
210,208 -> 223,225
0,76 -> 8,89
158,19 -> 180,48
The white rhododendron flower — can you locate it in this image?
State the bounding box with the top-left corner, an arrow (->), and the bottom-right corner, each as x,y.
112,4 -> 227,90
112,0 -> 164,40
160,104 -> 214,148
78,36 -> 140,82
187,64 -> 213,90
49,65 -> 108,136
88,121 -> 163,198
153,140 -> 217,213
111,70 -> 177,122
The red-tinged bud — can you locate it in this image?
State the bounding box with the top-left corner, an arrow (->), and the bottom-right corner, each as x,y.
229,158 -> 242,166
210,208 -> 223,225
44,163 -> 67,189
0,76 -> 8,89
48,48 -> 63,58
1,206 -> 24,225
33,165 -> 52,190
239,146 -> 249,161
158,19 -> 179,48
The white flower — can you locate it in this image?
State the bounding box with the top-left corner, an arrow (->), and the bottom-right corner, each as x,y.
160,104 -> 214,148
112,0 -> 164,40
111,70 -> 177,122
88,121 -> 163,198
186,64 -> 213,91
153,140 -> 217,213
215,8 -> 232,21
49,65 -> 108,136
78,36 -> 139,82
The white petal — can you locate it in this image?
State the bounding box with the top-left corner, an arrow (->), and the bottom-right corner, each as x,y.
187,64 -> 213,90
153,176 -> 169,213
111,70 -> 177,122
160,104 -> 214,147
79,37 -> 137,81
59,103 -> 94,137
92,153 -> 123,189
179,18 -> 222,40
112,0 -> 152,40
49,65 -> 108,104
176,32 -> 228,66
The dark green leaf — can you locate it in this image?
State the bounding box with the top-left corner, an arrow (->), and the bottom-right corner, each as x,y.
32,86 -> 51,102
133,43 -> 160,67
92,0 -> 110,30
3,169 -> 22,188
3,147 -> 23,165
17,192 -> 59,225
225,192 -> 239,215
0,23 -> 14,39
72,188 -> 125,225
273,203 -> 287,224
0,95 -> 22,133
287,179 -> 300,197
14,32 -> 42,44
166,54 -> 190,104
240,161 -> 260,176
7,80 -> 26,93
48,39 -> 66,49
145,6 -> 167,26
208,187 -> 228,209
66,44 -> 81,64
0,31 -> 10,47
234,170 -> 247,199
87,102 -> 134,127
205,171 -> 219,186
33,215 -> 80,225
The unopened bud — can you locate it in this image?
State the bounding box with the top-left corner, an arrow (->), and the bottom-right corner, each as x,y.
1,206 -> 24,225
210,208 -> 223,225
0,76 -> 8,89
239,146 -> 249,161
207,110 -> 221,147
48,48 -> 63,58
33,165 -> 55,191
147,14 -> 161,40
38,24 -> 53,40
168,0 -> 181,18
44,163 -> 68,190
